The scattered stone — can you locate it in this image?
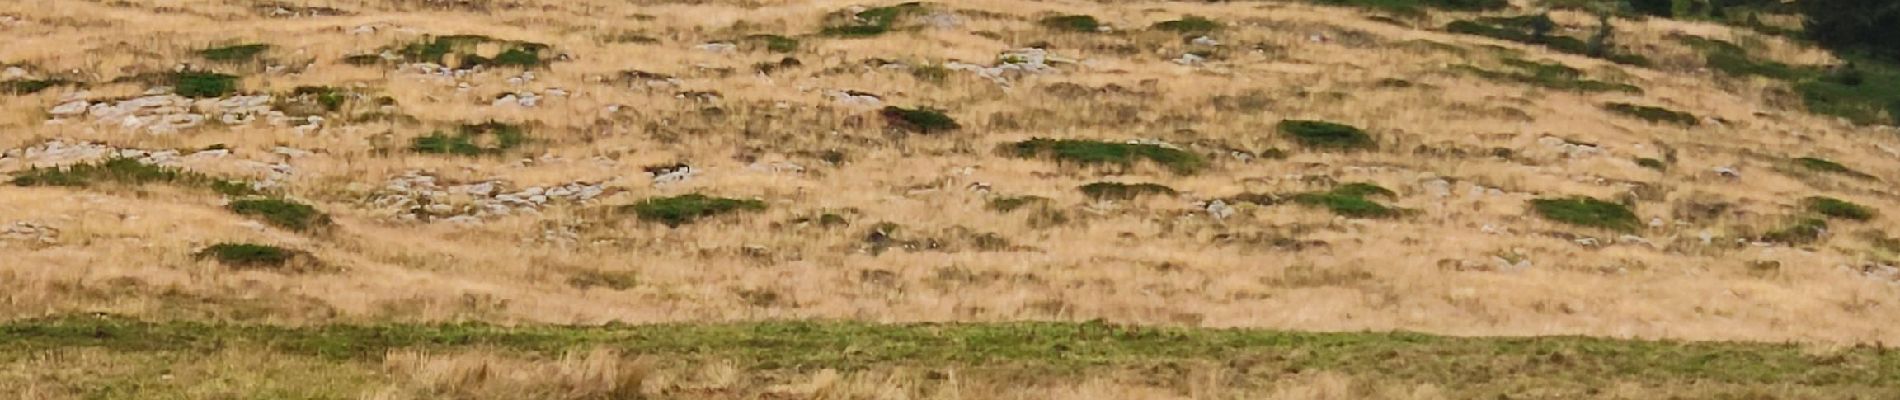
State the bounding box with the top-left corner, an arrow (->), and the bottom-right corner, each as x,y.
371,171 -> 609,221
828,90 -> 882,107
1,221 -> 57,244
1205,199 -> 1235,219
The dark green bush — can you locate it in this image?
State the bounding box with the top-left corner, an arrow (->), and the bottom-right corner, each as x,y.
1636,157 -> 1668,171
1446,16 -> 1650,66
342,54 -> 384,66
821,2 -> 926,37
411,122 -> 527,156
623,194 -> 766,227
1040,15 -> 1101,32
199,44 -> 270,62
881,106 -> 960,133
1806,196 -> 1875,221
1453,59 -> 1643,93
10,158 -> 257,196
196,243 -> 316,271
1796,60 -> 1900,126
1316,0 -> 1509,14
228,198 -> 332,232
1280,120 -> 1375,150
1286,183 -> 1402,218
1007,138 -> 1205,174
1530,197 -> 1641,232
988,195 -> 1049,213
1603,103 -> 1699,126
398,35 -> 549,68
1793,157 -> 1875,179
747,35 -> 800,53
1152,16 -> 1219,33
1762,217 -> 1829,244
1078,182 -> 1177,200
1,79 -> 73,95
1800,0 -> 1900,63
173,72 -> 239,98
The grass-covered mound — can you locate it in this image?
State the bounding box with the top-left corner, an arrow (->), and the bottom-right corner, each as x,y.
1007,138 -> 1205,174
411,122 -> 528,156
228,198 -> 333,233
1531,196 -> 1641,232
623,194 -> 767,227
1280,120 -> 1375,150
10,158 -> 257,196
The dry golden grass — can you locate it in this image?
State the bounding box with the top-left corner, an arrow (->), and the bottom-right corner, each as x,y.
2,0 -> 1900,348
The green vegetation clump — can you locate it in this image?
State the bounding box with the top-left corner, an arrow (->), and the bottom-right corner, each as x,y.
1636,157 -> 1668,171
1530,197 -> 1641,232
397,35 -> 550,69
1762,217 -> 1829,244
1280,120 -> 1375,150
410,122 -> 527,156
622,194 -> 766,227
10,158 -> 257,196
199,44 -> 270,62
880,106 -> 960,133
1792,157 -> 1875,179
173,71 -> 239,98
228,198 -> 332,233
1007,138 -> 1205,174
1805,196 -> 1875,221
1289,183 -> 1403,218
1151,16 -> 1219,33
746,34 -> 800,53
1446,15 -> 1650,66
1800,0 -> 1899,63
1797,61 -> 1900,126
1316,0 -> 1508,15
1039,15 -> 1101,32
1078,182 -> 1177,200
987,195 -> 1050,213
195,243 -> 315,271
1,79 -> 73,95
1453,58 -> 1642,93
1603,102 -> 1699,126
821,2 -> 927,37
341,54 -> 384,66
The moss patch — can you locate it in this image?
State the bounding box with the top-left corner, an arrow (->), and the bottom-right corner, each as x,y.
1040,15 -> 1101,32
1806,196 -> 1875,221
228,198 -> 333,233
881,106 -> 960,134
1604,103 -> 1699,126
196,243 -> 319,272
199,44 -> 271,62
1078,182 -> 1177,200
173,72 -> 239,98
10,158 -> 257,196
1280,120 -> 1375,150
410,122 -> 527,156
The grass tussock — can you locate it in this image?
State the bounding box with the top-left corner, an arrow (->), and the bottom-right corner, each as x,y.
1603,102 -> 1700,126
173,71 -> 240,98
1805,196 -> 1875,221
1079,182 -> 1177,200
1039,15 -> 1102,32
199,43 -> 270,62
1289,183 -> 1403,218
1793,156 -> 1876,179
880,106 -> 960,133
196,243 -> 321,272
411,122 -> 527,156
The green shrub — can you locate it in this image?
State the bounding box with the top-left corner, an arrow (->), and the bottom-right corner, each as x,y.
821,3 -> 926,37
1078,182 -> 1177,200
1290,192 -> 1399,218
1316,0 -> 1509,14
1445,16 -> 1649,66
1800,0 -> 1900,63
1793,157 -> 1875,179
1152,16 -> 1219,33
1007,138 -> 1205,174
567,270 -> 639,290
199,44 -> 270,62
1452,59 -> 1642,93
411,122 -> 527,156
1280,120 -> 1375,150
173,72 -> 239,98
1331,182 -> 1396,198
342,54 -> 384,66
747,34 -> 800,53
988,195 -> 1049,213
1040,15 -> 1101,32
1,79 -> 73,95
1796,59 -> 1900,126
881,106 -> 960,133
196,243 -> 316,271
10,158 -> 257,196
1636,157 -> 1668,171
623,194 -> 766,227
228,198 -> 332,232
398,35 -> 549,68
1762,217 -> 1828,244
1806,196 -> 1875,221
1603,103 -> 1699,126
1530,197 -> 1642,232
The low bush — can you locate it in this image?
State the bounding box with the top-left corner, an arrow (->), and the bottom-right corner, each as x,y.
987,195 -> 1050,213
398,35 -> 550,69
881,106 -> 960,134
1280,120 -> 1375,150
1079,182 -> 1177,200
196,243 -> 318,272
228,198 -> 333,233
623,194 -> 766,227
1761,217 -> 1829,244
411,122 -> 527,156
821,3 -> 927,37
1288,183 -> 1403,218
174,72 -> 239,98
10,158 -> 257,196
1530,196 -> 1641,232
1,79 -> 73,95
1793,156 -> 1875,179
1007,138 -> 1205,174
1806,196 -> 1876,221
1040,15 -> 1101,32
1152,16 -> 1219,33
1603,103 -> 1699,126
199,44 -> 270,62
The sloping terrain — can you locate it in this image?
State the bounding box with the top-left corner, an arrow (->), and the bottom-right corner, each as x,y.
3,0 -> 1900,398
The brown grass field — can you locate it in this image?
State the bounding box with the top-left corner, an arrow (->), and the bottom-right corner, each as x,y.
3,0 -> 1900,398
